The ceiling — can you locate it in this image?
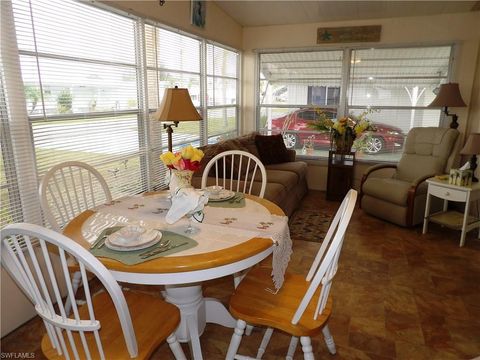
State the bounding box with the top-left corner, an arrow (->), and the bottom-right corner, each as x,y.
214,1 -> 480,27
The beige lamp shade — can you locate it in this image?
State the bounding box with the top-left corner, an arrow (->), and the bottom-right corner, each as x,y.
429,83 -> 467,108
461,133 -> 480,155
154,86 -> 202,122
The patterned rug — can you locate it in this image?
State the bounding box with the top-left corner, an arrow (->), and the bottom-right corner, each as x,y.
289,209 -> 333,242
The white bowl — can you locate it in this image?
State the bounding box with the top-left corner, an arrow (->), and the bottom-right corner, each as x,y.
115,225 -> 146,243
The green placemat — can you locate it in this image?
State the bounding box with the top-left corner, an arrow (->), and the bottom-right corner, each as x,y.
207,192 -> 245,208
90,227 -> 197,265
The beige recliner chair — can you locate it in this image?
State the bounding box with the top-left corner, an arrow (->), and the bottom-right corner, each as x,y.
360,127 -> 460,227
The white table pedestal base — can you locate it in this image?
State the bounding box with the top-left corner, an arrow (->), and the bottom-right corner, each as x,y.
164,284 -> 236,360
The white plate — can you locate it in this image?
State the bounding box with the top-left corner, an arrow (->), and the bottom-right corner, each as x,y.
108,226 -> 158,247
105,232 -> 162,252
207,189 -> 236,202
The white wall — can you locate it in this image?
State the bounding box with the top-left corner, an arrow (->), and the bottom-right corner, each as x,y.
242,11 -> 480,189
103,0 -> 243,50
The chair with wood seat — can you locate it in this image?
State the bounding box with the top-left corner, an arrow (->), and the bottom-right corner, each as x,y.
1,223 -> 186,360
39,161 -> 113,309
201,150 -> 267,199
226,189 -> 357,360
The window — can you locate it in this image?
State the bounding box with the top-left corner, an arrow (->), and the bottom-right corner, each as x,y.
348,46 -> 450,161
258,50 -> 342,153
258,45 -> 452,161
1,0 -> 240,229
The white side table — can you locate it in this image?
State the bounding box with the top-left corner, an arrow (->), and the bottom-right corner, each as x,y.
423,177 -> 480,247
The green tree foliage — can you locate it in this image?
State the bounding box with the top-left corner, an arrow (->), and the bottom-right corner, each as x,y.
57,89 -> 73,114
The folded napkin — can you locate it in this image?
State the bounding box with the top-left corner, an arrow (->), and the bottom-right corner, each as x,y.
166,188 -> 209,224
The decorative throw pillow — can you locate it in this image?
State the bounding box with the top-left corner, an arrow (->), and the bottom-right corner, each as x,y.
255,134 -> 290,165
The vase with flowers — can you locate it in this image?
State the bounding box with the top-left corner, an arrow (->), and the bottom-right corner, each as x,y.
160,145 -> 204,196
309,108 -> 377,154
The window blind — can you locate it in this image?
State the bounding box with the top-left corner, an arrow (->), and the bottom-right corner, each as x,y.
257,46 -> 452,162
348,46 -> 451,134
10,0 -> 153,210
1,0 -> 240,231
206,43 -> 239,142
145,24 -> 202,153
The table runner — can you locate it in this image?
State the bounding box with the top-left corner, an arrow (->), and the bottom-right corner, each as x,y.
82,192 -> 292,289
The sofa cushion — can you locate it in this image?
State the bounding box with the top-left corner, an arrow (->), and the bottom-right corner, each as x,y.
263,169 -> 298,191
234,132 -> 261,159
265,161 -> 307,180
363,176 -> 428,206
255,134 -> 290,165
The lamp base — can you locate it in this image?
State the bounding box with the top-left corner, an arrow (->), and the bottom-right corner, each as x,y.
164,121 -> 179,152
444,107 -> 459,129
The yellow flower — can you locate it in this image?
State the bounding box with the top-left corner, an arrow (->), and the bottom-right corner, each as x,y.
181,145 -> 195,160
191,148 -> 204,162
160,151 -> 176,165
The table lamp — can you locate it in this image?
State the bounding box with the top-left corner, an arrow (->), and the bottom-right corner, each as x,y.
428,82 -> 466,129
153,86 -> 202,152
460,133 -> 480,182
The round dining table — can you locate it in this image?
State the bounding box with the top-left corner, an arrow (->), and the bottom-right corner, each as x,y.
63,192 -> 285,360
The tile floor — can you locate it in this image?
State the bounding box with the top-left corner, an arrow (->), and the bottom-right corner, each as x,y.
2,190 -> 480,359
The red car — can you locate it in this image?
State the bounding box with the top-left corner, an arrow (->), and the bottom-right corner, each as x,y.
270,108 -> 405,154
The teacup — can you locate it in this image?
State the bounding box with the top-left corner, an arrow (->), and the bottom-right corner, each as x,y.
207,185 -> 223,195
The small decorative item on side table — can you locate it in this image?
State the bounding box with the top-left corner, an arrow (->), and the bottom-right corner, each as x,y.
423,177 -> 480,247
308,108 -> 373,201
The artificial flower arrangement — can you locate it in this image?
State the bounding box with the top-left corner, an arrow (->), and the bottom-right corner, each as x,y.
309,108 -> 377,152
160,145 -> 205,171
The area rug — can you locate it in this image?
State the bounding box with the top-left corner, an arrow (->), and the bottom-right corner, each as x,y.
288,209 -> 333,243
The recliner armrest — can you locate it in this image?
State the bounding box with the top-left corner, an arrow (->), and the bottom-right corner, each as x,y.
359,163 -> 397,208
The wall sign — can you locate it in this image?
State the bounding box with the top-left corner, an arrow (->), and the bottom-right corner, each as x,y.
317,25 -> 381,44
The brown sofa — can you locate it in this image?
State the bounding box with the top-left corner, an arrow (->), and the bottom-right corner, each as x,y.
192,132 -> 308,217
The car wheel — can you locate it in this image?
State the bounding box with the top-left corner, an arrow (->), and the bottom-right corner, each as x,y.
365,136 -> 385,154
282,133 -> 298,149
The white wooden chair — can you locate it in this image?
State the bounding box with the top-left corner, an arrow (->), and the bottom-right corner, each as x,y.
1,223 -> 186,360
226,189 -> 358,360
201,150 -> 267,199
39,161 -> 113,309
39,161 -> 112,232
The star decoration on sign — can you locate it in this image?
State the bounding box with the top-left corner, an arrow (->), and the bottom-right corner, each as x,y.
321,30 -> 332,41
